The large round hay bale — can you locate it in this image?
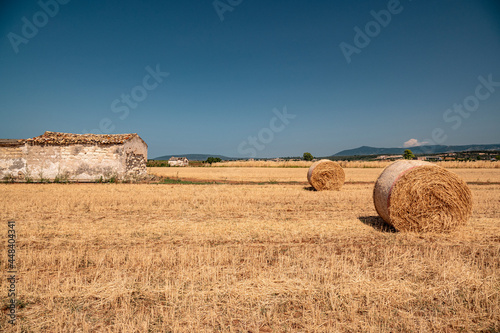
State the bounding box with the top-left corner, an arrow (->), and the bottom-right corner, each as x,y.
373,160 -> 472,232
307,159 -> 345,191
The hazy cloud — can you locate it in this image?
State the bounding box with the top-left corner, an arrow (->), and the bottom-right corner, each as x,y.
404,139 -> 429,148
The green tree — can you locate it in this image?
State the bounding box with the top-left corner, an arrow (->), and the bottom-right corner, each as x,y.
303,152 -> 313,161
403,149 -> 415,160
206,157 -> 222,165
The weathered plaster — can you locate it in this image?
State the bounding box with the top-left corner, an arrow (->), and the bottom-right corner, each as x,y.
0,136 -> 147,181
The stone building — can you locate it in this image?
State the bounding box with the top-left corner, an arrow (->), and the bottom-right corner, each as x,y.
0,131 -> 147,181
168,157 -> 189,167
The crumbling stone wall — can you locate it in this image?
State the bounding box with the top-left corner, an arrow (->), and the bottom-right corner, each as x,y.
126,153 -> 147,176
0,143 -> 27,180
0,136 -> 147,181
123,136 -> 147,179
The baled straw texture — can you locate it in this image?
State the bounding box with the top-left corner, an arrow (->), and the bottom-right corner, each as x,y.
307,159 -> 345,191
373,160 -> 472,232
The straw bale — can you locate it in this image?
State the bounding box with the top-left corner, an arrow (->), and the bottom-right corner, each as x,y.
373,160 -> 472,232
307,159 -> 345,191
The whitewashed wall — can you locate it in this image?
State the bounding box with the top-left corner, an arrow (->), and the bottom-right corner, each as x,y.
0,138 -> 147,181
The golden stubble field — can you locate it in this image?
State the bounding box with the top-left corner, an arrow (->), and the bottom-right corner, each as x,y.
0,167 -> 499,332
149,166 -> 500,184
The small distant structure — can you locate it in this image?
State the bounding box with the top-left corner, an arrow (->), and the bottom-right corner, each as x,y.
0,131 -> 147,181
419,156 -> 443,161
168,157 -> 189,167
376,155 -> 403,160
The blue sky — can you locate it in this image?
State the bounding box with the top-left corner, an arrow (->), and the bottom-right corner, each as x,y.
1,0 -> 499,158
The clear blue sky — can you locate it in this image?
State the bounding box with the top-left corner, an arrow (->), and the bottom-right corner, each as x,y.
1,0 -> 499,158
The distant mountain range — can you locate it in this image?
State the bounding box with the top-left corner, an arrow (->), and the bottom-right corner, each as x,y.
152,154 -> 239,161
332,144 -> 500,157
152,144 -> 500,160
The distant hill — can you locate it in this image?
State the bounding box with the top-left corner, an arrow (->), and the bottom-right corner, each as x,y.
152,144 -> 500,160
333,144 -> 500,157
152,154 -> 239,161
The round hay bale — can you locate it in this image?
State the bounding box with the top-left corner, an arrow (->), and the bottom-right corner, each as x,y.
307,159 -> 345,191
373,160 -> 472,232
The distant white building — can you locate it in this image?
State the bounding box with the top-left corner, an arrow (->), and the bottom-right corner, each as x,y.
418,156 -> 443,161
376,155 -> 403,160
168,157 -> 189,167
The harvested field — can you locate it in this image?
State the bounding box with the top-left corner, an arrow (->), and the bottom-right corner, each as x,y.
211,160 -> 500,169
149,167 -> 500,184
0,167 -> 499,332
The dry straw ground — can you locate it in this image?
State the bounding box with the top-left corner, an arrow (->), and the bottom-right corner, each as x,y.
149,167 -> 500,184
211,160 -> 500,169
0,168 -> 499,332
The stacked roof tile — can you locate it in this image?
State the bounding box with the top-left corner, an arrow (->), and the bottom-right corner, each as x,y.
0,139 -> 24,147
24,131 -> 139,145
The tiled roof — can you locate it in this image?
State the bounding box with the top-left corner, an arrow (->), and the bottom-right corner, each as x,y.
25,131 -> 140,145
0,139 -> 24,147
